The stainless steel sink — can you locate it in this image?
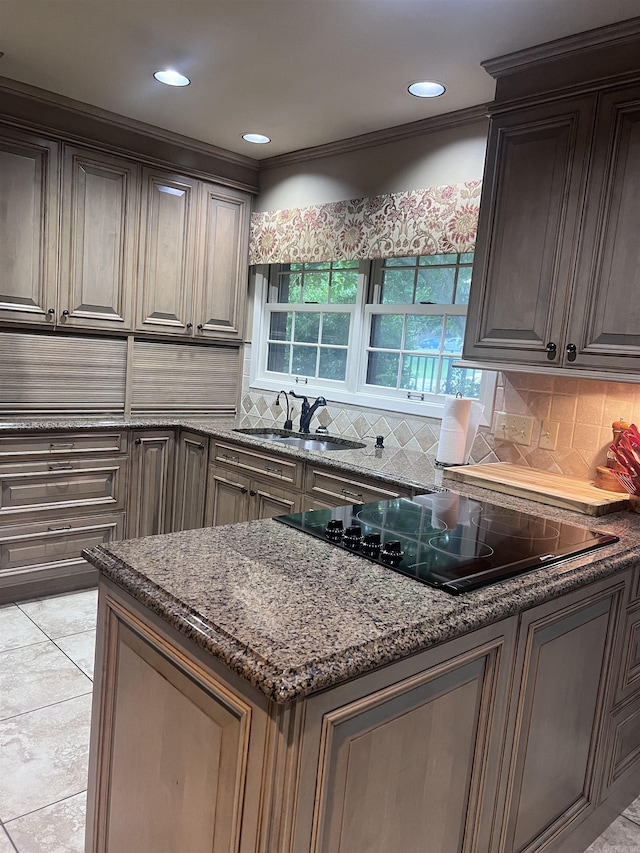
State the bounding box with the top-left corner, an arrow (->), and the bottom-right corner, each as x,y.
233,428 -> 365,451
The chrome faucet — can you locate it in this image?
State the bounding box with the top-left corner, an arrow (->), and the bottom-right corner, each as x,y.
290,391 -> 327,434
275,390 -> 293,430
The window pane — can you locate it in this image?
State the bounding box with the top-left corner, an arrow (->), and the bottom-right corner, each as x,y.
384,257 -> 417,267
419,254 -> 457,265
329,269 -> 358,303
367,352 -> 400,387
455,266 -> 472,304
370,314 -> 403,349
277,273 -> 302,303
332,260 -> 359,269
291,345 -> 317,376
303,272 -> 329,303
322,313 -> 350,345
444,316 -> 466,352
269,312 -> 292,341
440,360 -> 481,397
293,312 -> 320,343
416,267 -> 455,304
400,354 -> 439,393
381,269 -> 414,303
405,315 -> 444,351
267,343 -> 290,373
460,253 -> 474,264
304,262 -> 328,270
319,348 -> 347,380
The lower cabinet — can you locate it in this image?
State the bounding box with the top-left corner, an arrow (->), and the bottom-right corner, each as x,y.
172,430 -> 208,532
127,430 -> 175,538
303,465 -> 413,509
204,463 -> 300,526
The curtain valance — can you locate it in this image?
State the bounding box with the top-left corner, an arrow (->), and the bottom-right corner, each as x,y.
249,181 -> 481,264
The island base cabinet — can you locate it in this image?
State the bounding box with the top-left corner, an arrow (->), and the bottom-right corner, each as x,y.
495,575 -> 626,853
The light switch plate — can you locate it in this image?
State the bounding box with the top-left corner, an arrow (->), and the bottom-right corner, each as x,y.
494,411 -> 535,446
539,419 -> 560,451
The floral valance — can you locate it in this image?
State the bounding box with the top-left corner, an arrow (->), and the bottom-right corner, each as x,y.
249,181 -> 481,265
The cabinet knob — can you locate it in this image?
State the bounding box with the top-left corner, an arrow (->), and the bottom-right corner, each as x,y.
135,437 -> 142,444
186,322 -> 193,330
47,307 -> 55,315
249,490 -> 257,497
566,342 -> 577,362
545,342 -> 557,360
61,309 -> 69,317
240,487 -> 248,494
197,324 -> 204,332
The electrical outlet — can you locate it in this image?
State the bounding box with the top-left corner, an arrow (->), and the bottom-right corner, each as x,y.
494,411 -> 535,446
539,419 -> 560,451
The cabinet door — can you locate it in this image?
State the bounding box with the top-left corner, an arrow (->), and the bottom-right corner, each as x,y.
136,170 -> 197,335
127,431 -> 175,538
566,84 -> 640,371
498,581 -> 623,853
464,97 -> 594,366
204,465 -> 250,527
0,128 -> 59,325
59,146 -> 139,330
172,432 -> 208,532
248,477 -> 300,521
194,184 -> 250,341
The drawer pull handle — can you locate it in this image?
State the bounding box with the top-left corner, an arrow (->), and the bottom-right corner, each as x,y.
222,453 -> 239,462
50,442 -> 75,448
47,525 -> 72,532
48,463 -> 74,470
264,465 -> 282,475
341,488 -> 364,501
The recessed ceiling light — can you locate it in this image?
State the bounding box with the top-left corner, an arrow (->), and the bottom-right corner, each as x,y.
242,133 -> 271,145
407,80 -> 446,98
153,69 -> 190,87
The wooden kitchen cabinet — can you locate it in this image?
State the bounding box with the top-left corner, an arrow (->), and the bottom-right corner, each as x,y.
58,145 -> 140,331
204,463 -> 300,526
0,126 -> 59,326
136,168 -> 251,341
463,37 -> 640,378
172,430 -> 208,531
303,464 -> 413,509
127,430 -> 175,538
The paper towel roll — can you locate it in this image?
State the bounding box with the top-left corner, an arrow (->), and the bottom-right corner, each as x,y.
436,396 -> 484,466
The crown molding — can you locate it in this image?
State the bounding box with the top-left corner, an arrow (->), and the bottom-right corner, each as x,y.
258,103 -> 490,170
483,16 -> 640,78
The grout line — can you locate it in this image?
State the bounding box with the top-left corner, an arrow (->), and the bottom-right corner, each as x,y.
3,789 -> 88,827
0,825 -> 19,853
0,690 -> 93,725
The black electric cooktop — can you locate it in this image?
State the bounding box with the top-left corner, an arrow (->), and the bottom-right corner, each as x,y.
274,491 -> 619,594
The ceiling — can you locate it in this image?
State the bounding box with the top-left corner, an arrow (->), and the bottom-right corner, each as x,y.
2,0 -> 640,160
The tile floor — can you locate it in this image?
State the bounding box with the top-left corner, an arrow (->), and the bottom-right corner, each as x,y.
0,588 -> 639,852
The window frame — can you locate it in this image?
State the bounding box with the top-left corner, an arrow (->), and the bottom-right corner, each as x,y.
250,261 -> 496,424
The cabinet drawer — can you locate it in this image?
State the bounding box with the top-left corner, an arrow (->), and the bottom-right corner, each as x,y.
0,457 -> 127,518
0,430 -> 128,460
305,467 -> 410,506
0,512 -> 125,576
212,441 -> 302,488
601,691 -> 640,800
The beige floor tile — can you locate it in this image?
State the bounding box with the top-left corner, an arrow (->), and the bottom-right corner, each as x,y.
0,604 -> 49,653
0,828 -> 15,853
583,815 -> 640,852
54,630 -> 97,680
0,642 -> 92,721
0,694 -> 91,822
4,792 -> 86,853
18,590 -> 98,639
623,794 -> 640,826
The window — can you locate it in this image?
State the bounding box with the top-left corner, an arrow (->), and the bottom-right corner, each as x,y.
252,254 -> 495,421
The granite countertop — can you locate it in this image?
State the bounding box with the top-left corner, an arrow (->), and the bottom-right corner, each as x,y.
85,498 -> 640,704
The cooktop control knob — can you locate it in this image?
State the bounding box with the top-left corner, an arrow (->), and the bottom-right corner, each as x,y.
361,532 -> 382,558
343,524 -> 363,550
380,540 -> 404,567
325,519 -> 344,542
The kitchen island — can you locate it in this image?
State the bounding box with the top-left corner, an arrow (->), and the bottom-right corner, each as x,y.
83,492 -> 640,853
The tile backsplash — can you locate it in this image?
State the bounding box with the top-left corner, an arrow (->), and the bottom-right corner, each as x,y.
241,346 -> 639,478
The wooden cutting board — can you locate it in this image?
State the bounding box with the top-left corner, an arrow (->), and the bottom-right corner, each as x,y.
443,462 -> 629,516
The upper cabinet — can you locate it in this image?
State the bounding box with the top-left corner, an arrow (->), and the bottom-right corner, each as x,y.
463,24 -> 640,379
0,128 -> 59,325
136,169 -> 250,341
59,146 -> 140,331
0,127 -> 253,343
